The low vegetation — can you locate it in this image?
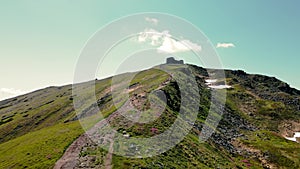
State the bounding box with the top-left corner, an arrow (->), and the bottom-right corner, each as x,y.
0,64 -> 299,168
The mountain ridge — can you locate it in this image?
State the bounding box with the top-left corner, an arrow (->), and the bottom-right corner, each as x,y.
0,64 -> 299,168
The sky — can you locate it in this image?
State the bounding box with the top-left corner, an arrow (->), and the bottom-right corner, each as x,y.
0,0 -> 300,100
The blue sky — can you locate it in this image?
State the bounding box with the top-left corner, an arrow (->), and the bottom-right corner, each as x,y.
0,1 -> 299,100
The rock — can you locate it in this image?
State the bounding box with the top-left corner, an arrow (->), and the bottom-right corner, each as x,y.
166,57 -> 184,64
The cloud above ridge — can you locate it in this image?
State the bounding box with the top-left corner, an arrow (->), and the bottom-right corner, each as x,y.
137,29 -> 201,53
0,88 -> 26,101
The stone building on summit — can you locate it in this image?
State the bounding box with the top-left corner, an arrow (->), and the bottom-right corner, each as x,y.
166,57 -> 184,64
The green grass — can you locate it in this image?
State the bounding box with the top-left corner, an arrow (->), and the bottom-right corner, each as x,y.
241,130 -> 300,168
0,121 -> 83,169
0,65 -> 300,168
110,133 -> 252,169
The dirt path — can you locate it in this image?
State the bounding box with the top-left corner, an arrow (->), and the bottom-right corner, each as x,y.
53,133 -> 91,169
54,111 -> 120,169
104,134 -> 115,169
54,81 -> 168,169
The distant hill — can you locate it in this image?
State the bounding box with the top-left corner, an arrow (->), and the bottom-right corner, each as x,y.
0,64 -> 299,169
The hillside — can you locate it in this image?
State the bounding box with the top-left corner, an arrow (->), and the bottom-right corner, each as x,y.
0,64 -> 299,169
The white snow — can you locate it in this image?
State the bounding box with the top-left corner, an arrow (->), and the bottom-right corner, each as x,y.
205,79 -> 232,89
205,79 -> 217,84
208,85 -> 232,89
285,132 -> 300,142
123,134 -> 130,138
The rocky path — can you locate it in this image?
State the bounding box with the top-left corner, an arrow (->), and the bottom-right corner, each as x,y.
54,110 -> 120,169
104,134 -> 115,169
54,81 -> 169,169
53,133 -> 91,169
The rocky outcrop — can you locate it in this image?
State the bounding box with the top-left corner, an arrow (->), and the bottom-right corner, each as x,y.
166,57 -> 184,64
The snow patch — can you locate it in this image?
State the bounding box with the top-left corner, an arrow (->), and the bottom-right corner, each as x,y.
208,85 -> 232,89
205,79 -> 217,84
285,132 -> 300,142
205,79 -> 232,89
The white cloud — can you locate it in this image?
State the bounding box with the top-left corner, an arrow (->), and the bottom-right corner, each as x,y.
0,88 -> 24,95
137,29 -> 167,45
216,43 -> 235,48
157,37 -> 201,53
0,88 -> 26,100
137,29 -> 201,53
145,17 -> 159,25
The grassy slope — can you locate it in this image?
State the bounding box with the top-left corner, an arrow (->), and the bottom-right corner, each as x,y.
224,70 -> 300,168
0,65 -> 299,168
108,67 -> 300,168
0,121 -> 83,168
77,66 -> 260,168
0,76 -> 112,168
0,68 -> 170,168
